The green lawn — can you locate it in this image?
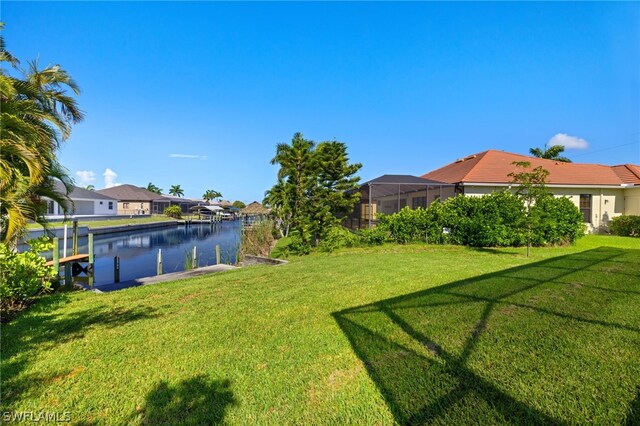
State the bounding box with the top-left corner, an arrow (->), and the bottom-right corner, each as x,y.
2,235 -> 639,424
26,215 -> 180,230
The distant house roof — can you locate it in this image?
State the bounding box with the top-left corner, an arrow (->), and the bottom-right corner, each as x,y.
54,181 -> 118,201
96,184 -> 171,202
421,150 -> 640,186
362,174 -> 448,186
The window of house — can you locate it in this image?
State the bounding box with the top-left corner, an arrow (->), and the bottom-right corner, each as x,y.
412,197 -> 427,209
123,202 -> 129,209
47,200 -> 55,214
108,202 -> 113,210
579,194 -> 592,223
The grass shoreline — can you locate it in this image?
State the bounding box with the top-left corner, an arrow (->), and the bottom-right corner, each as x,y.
1,235 -> 638,424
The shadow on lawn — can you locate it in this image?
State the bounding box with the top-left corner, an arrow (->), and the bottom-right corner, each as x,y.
333,247 -> 640,424
134,375 -> 235,425
0,294 -> 159,410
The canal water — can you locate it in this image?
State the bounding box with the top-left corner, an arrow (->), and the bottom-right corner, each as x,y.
40,222 -> 242,288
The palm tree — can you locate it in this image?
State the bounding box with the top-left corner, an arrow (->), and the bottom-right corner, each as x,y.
529,145 -> 571,163
85,184 -> 95,190
0,24 -> 83,243
169,184 -> 184,197
202,189 -> 222,203
146,182 -> 162,194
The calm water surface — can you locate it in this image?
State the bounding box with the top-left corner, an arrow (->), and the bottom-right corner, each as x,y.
42,222 -> 242,288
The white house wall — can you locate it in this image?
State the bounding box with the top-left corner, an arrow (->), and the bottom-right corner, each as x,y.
93,199 -> 117,215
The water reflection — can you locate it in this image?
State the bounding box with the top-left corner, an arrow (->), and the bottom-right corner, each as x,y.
37,222 -> 242,288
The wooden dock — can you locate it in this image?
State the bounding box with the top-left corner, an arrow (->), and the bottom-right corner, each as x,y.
46,254 -> 89,267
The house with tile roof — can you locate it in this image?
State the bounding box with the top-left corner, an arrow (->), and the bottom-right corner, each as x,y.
420,150 -> 640,232
44,181 -> 119,217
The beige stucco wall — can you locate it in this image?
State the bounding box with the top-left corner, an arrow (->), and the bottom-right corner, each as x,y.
624,187 -> 640,215
118,201 -> 151,215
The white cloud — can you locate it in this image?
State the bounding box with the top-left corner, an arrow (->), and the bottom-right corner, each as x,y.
75,170 -> 96,187
103,168 -> 119,188
169,153 -> 208,160
548,133 -> 589,150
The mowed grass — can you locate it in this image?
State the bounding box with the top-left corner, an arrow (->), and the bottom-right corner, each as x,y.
26,215 -> 179,230
1,236 -> 639,424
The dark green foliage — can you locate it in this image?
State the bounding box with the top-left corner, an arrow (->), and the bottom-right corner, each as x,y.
530,196 -> 585,245
359,226 -> 389,245
0,237 -> 53,314
265,133 -> 362,247
232,200 -> 246,209
318,226 -> 359,252
163,205 -> 182,219
610,215 -> 640,237
529,145 -> 572,162
377,192 -> 583,247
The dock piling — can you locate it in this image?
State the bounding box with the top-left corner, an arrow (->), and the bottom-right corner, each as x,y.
88,233 -> 94,287
157,249 -> 163,275
63,224 -> 68,258
215,244 -> 221,265
52,237 -> 59,277
114,256 -> 120,283
64,263 -> 72,288
192,246 -> 197,269
72,220 -> 78,255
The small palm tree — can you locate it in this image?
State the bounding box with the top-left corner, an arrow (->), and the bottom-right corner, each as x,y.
202,189 -> 222,203
169,184 -> 184,197
85,185 -> 95,190
146,182 -> 162,194
1,24 -> 83,243
529,145 -> 571,163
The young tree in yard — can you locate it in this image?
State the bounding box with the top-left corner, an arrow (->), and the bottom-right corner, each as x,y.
268,133 -> 317,243
232,200 -> 246,209
265,133 -> 361,247
529,145 -> 571,162
508,161 -> 550,257
311,141 -> 362,242
169,184 -> 184,197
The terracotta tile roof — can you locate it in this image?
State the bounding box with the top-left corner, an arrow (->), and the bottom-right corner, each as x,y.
95,184 -> 170,202
421,150 -> 639,186
612,165 -> 640,185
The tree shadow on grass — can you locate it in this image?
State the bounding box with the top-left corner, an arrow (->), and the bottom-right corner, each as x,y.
133,375 -> 235,425
333,247 -> 640,424
0,293 -> 160,411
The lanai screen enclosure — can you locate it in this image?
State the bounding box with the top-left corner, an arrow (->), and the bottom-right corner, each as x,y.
345,175 -> 456,229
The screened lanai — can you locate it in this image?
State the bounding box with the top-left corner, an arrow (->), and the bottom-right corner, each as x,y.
345,175 -> 457,229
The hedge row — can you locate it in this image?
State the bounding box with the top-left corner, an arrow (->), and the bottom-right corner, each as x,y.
377,192 -> 584,247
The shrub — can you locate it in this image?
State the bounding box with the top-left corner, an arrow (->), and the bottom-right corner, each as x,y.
375,192 -> 583,248
610,215 -> 640,237
241,220 -> 276,258
529,196 -> 585,245
164,205 -> 182,218
378,192 -> 527,247
1,237 -> 54,315
318,226 -> 359,252
359,226 -> 389,245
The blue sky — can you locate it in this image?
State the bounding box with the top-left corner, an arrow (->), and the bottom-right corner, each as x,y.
4,2 -> 639,202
